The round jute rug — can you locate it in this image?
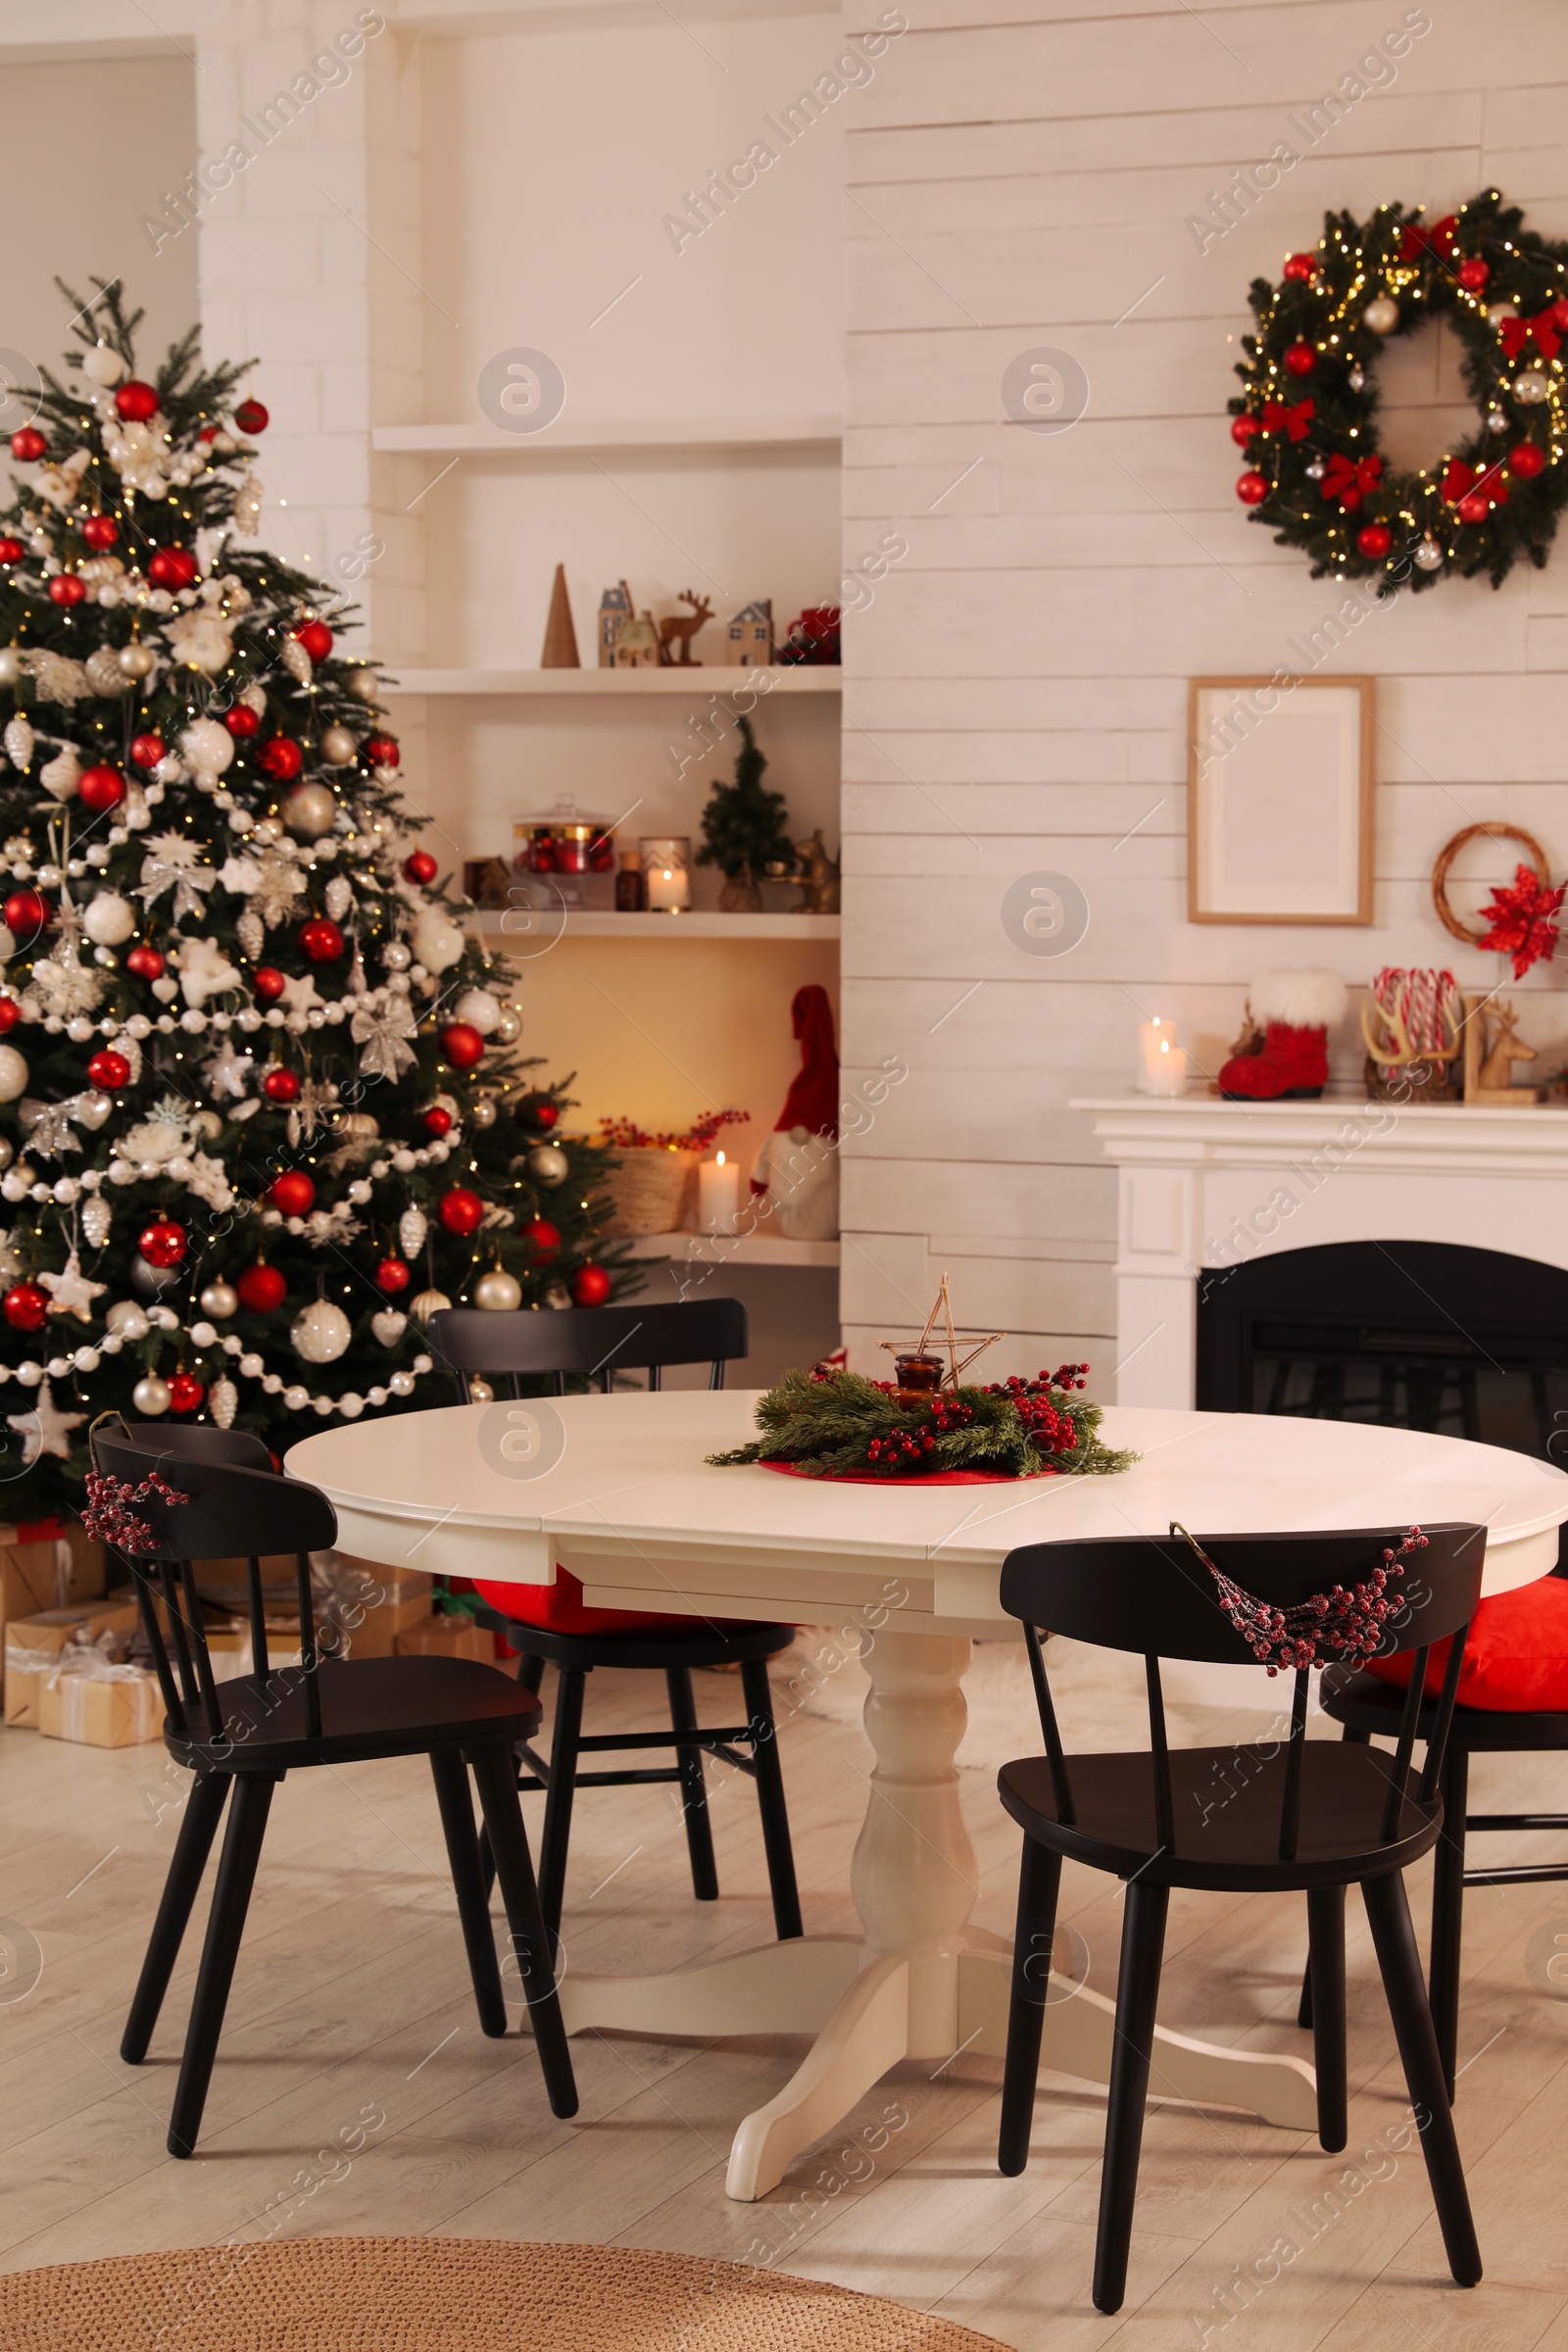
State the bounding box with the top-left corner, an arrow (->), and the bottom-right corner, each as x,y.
0,2235 -> 1009,2352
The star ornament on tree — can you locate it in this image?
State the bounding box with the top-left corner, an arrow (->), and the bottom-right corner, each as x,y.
37,1253 -> 107,1322
8,1379 -> 86,1466
1478,862 -> 1566,978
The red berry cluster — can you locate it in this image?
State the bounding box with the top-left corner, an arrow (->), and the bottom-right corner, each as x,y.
925,1395 -> 975,1433
80,1468 -> 190,1554
1199,1527 -> 1427,1677
866,1428 -> 937,1467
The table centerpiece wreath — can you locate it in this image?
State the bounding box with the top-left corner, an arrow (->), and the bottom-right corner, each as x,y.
1230,189 -> 1568,593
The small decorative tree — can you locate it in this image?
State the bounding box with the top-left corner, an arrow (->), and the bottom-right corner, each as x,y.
694,716 -> 792,912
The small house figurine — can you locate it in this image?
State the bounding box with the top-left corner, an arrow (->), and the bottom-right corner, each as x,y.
597,580 -> 633,668
721,600 -> 773,666
612,610 -> 662,668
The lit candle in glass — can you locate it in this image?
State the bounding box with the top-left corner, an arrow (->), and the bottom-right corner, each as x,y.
641,836 -> 691,913
698,1149 -> 742,1232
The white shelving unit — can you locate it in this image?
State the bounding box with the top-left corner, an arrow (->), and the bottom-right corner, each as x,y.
475,911 -> 840,942
371,416 -> 841,458
625,1231 -> 840,1268
383,666 -> 839,698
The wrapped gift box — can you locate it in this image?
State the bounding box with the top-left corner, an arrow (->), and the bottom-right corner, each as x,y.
0,1518 -> 105,1653
395,1615 -> 494,1662
39,1655 -> 164,1747
4,1603 -> 139,1728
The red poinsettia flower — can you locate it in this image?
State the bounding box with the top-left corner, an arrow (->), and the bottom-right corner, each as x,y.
1478,862 -> 1567,978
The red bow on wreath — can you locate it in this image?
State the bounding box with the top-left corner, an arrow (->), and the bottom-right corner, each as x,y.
1497,308 -> 1563,364
1262,396 -> 1315,441
1478,863 -> 1566,979
1443,458 -> 1509,509
1400,213 -> 1457,261
1319,452 -> 1383,510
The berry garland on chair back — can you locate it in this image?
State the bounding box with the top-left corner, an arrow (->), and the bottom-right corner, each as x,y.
0,280 -> 632,1516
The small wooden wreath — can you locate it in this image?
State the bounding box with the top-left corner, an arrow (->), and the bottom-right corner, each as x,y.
1431,821 -> 1551,947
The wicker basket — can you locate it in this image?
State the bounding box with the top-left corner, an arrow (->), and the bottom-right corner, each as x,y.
600,1147 -> 699,1237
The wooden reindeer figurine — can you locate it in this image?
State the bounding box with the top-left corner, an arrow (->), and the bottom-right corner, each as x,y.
1464,995 -> 1543,1104
658,591 -> 712,666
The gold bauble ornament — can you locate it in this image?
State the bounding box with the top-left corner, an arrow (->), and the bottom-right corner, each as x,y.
527,1143 -> 569,1187
347,669 -> 380,703
281,780 -> 339,839
494,1006 -> 522,1044
1362,294 -> 1399,335
410,1286 -> 452,1324
200,1280 -> 239,1319
131,1373 -> 171,1414
469,1095 -> 498,1129
467,1376 -> 495,1403
473,1266 -> 522,1311
118,642 -> 156,679
319,724 -> 358,764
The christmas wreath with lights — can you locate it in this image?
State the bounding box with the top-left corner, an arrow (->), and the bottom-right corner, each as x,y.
1230,190 -> 1568,592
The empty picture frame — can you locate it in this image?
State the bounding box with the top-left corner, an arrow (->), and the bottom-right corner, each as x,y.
1188,675 -> 1374,925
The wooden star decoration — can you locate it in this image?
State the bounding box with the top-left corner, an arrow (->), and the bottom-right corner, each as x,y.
878,1272 -> 1004,1390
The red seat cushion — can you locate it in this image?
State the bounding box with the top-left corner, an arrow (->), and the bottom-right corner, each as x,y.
1362,1576 -> 1568,1712
473,1569 -> 702,1639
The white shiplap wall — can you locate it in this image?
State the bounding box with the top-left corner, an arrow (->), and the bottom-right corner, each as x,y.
839,0 -> 1568,1378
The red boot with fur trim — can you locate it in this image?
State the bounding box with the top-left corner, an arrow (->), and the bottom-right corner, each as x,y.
1218,969 -> 1347,1100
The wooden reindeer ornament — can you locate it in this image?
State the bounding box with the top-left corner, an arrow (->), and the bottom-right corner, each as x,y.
1463,994 -> 1542,1105
658,591 -> 712,666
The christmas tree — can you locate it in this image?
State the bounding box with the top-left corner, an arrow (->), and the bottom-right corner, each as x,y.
0,281 -> 631,1516
694,715 -> 792,912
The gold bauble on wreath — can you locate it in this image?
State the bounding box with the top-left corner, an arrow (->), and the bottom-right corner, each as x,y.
1431,820 -> 1551,946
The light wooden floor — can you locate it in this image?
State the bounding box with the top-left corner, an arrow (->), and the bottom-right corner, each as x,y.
2,1644 -> 1567,2349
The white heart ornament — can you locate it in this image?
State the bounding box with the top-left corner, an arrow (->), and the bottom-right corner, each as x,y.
371,1309 -> 408,1348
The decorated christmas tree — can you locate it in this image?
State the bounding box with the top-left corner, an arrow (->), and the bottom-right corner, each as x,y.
0,281 -> 631,1515
694,715 -> 792,912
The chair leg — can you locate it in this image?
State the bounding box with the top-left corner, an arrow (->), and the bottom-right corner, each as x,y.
468,1741 -> 579,2120
1306,1884 -> 1348,2153
1362,1870 -> 1482,2287
1429,1742 -> 1468,2102
665,1665 -> 719,1903
121,1770 -> 230,2065
998,1838 -> 1062,2177
1092,1880 -> 1170,2317
167,1774 -> 276,2159
538,1666 -> 585,1943
515,1652 -> 545,1699
1298,1724 -> 1371,2029
740,1656 -> 802,1940
429,1749 -> 507,2037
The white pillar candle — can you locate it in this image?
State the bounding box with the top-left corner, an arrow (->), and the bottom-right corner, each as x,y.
1137,1017 -> 1180,1092
1144,1040 -> 1188,1097
698,1150 -> 742,1232
646,861 -> 690,912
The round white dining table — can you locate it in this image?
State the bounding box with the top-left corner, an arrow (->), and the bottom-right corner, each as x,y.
287,1395 -> 1568,2200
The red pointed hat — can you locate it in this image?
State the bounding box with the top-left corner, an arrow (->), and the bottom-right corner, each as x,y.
774,984 -> 839,1139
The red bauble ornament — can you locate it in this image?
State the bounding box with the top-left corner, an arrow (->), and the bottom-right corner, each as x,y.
9,426 -> 46,462
146,546 -> 198,590
1551,297 -> 1568,333
4,889 -> 48,942
253,965 -> 286,1002
569,1263 -> 612,1307
1457,257 -> 1491,291
129,731 -> 165,769
521,1218 -> 561,1263
0,998 -> 19,1034
223,704 -> 260,738
1356,523 -> 1393,559
438,1187 -> 485,1237
233,398 -> 270,436
1282,253 -> 1316,282
263,1066 -> 302,1103
259,735 -> 303,780
1229,416 -> 1259,446
237,1261 -> 287,1312
440,1023 -> 485,1071
1283,342 -> 1317,377
139,1218 -> 187,1269
0,537 -> 22,564
403,849 -> 438,886
375,1256 -> 412,1295
78,764 -> 125,812
294,619 -> 333,662
48,573 -> 86,608
422,1105 -> 454,1137
115,379 -> 160,422
299,916 -> 344,963
168,1374 -> 205,1414
1508,441 -> 1547,479
518,1095 -> 559,1129
81,514 -> 119,550
3,1282 -> 48,1333
86,1049 -> 130,1091
125,944 -> 164,980
268,1171 -> 316,1216
364,733 -> 400,769
1236,470 -> 1268,506
1456,490 -> 1491,523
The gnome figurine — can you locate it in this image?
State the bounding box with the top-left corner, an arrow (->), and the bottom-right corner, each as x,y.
1217,969 -> 1348,1100
752,984 -> 841,1239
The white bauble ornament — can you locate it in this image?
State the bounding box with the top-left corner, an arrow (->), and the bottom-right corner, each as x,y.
412,910 -> 464,972
83,891 -> 136,946
469,1095 -> 497,1129
324,874 -> 353,923
1362,295 -> 1399,335
131,1373 -> 172,1415
282,1384 -> 309,1411
200,1280 -> 239,1318
1515,368 -> 1550,404
454,988 -> 503,1035
130,1253 -> 177,1296
118,642 -> 156,679
0,648 -> 20,688
466,1376 -> 495,1404
473,1266 -> 522,1311
347,669 -> 379,703
82,343 -> 124,387
319,725 -> 357,764
1415,537 -> 1444,571
74,1091 -> 113,1130
370,1308 -> 408,1348
291,1298 -> 353,1364
39,747 -> 80,802
210,1376 -> 238,1430
106,1299 -> 150,1339
81,1194 -> 111,1248
1347,365 -> 1366,391
0,1046 -> 27,1102
281,781 -> 337,839
382,940 -> 411,972
410,1287 -> 451,1325
528,1143 -> 569,1187
494,1006 -> 522,1044
179,718 -> 234,779
399,1204 -> 427,1259
389,1369 -> 416,1396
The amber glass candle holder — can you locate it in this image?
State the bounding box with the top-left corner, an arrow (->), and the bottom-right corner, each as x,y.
894,1351 -> 945,1406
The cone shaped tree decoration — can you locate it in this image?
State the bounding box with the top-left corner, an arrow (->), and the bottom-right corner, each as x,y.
539,564 -> 581,667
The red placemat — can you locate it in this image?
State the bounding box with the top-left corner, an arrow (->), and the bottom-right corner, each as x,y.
759,1459 -> 1056,1487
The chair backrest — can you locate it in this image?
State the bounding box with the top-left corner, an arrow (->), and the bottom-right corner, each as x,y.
89,1419 -> 337,1748
999,1523 -> 1486,1859
430,1298 -> 748,1398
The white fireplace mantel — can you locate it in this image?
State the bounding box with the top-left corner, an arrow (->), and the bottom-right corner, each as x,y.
1073,1096 -> 1568,1409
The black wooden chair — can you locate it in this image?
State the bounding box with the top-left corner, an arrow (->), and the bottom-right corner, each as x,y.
993,1522 -> 1486,2315
429,1301 -> 802,1946
90,1419 -> 576,2158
